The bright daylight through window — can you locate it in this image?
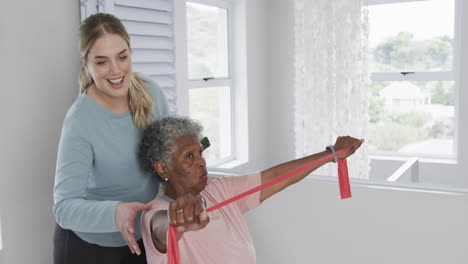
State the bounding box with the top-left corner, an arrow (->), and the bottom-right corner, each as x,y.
186,1 -> 233,166
368,0 -> 456,159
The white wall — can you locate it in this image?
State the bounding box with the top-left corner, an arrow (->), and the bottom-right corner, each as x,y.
0,1 -> 80,263
243,0 -> 468,264
229,0 -> 270,174
247,183 -> 468,264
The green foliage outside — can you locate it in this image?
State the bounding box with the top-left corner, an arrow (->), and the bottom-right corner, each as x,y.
390,111 -> 431,128
369,109 -> 453,151
428,118 -> 453,138
368,32 -> 454,152
431,82 -> 453,105
372,32 -> 452,71
369,123 -> 428,151
369,96 -> 385,123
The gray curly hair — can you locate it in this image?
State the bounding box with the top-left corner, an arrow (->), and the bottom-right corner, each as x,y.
140,116 -> 203,180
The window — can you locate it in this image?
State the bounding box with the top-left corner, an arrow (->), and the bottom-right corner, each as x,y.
180,0 -> 248,168
294,0 -> 465,191
186,1 -> 232,165
365,0 -> 467,191
368,0 -> 457,159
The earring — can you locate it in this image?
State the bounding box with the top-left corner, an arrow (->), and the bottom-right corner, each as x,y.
164,178 -> 168,182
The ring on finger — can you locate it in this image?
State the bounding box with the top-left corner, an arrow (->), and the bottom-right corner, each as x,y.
176,209 -> 184,214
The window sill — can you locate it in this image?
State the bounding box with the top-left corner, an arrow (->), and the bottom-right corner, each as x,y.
207,155 -> 249,171
207,170 -> 243,177
369,154 -> 458,165
304,175 -> 468,195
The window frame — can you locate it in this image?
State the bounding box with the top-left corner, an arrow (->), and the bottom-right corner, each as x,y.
175,0 -> 249,169
367,0 -> 460,161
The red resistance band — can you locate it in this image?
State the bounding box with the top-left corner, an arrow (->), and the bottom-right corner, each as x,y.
167,146 -> 353,264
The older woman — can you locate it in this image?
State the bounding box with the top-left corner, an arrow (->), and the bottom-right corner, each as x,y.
139,116 -> 363,264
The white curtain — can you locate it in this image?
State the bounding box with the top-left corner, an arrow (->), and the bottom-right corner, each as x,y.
294,0 -> 369,179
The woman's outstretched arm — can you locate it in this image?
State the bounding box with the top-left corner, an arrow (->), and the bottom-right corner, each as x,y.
259,136 -> 364,203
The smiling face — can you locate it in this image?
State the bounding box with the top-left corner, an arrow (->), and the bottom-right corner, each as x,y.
160,135 -> 208,199
84,33 -> 132,99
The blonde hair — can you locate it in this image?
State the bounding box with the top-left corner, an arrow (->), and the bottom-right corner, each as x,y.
78,13 -> 155,130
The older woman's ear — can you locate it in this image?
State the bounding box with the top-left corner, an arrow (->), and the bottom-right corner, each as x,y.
154,162 -> 168,181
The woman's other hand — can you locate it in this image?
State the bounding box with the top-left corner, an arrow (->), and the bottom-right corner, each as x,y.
334,136 -> 364,160
116,202 -> 152,255
168,194 -> 210,233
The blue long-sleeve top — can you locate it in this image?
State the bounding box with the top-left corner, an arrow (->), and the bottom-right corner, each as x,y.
53,80 -> 169,246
